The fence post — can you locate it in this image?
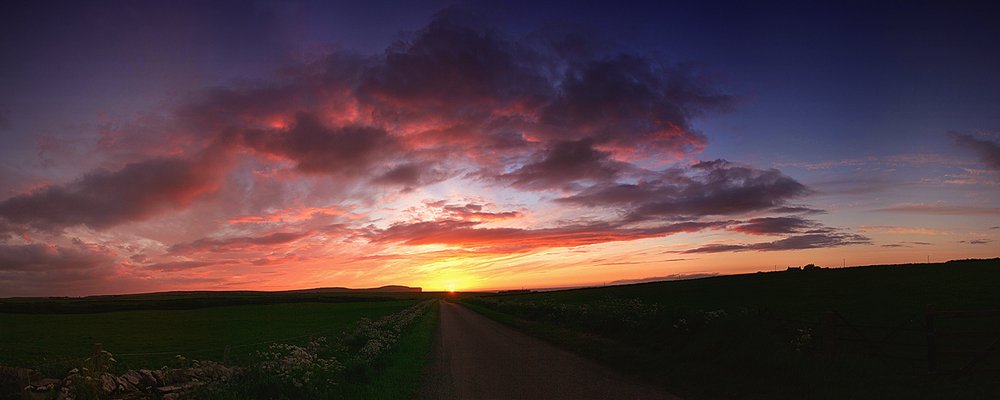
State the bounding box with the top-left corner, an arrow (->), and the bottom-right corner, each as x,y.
925,308 -> 936,374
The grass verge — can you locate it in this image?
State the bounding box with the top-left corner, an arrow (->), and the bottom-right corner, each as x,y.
338,301 -> 439,399
199,301 -> 439,400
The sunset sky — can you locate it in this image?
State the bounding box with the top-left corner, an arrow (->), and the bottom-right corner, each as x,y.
1,1 -> 997,296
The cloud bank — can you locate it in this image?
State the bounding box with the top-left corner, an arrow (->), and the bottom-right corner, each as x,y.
0,9 -> 871,296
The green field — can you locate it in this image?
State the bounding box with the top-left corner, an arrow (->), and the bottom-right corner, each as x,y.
1,291 -> 442,399
461,259 -> 1000,399
1,300 -> 418,375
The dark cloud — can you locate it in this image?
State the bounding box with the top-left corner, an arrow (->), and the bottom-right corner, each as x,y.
437,202 -> 522,221
373,162 -> 449,190
175,51 -> 370,133
375,164 -> 425,185
0,220 -> 18,240
502,139 -> 625,190
959,239 -> 994,245
0,155 -> 225,232
560,159 -> 810,221
732,217 -> 820,235
241,113 -> 399,175
680,243 -> 747,253
683,232 -> 870,253
537,55 -> 732,154
0,243 -> 111,272
770,206 -> 826,215
169,231 -> 312,253
809,176 -> 903,196
143,260 -> 238,272
0,243 -> 116,295
951,132 -> 1000,169
369,218 -> 726,252
881,241 -> 934,248
358,15 -> 551,121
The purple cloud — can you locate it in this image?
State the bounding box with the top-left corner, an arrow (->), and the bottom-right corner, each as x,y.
0,156 -> 225,232
951,132 -> 1000,170
683,232 -> 871,253
732,217 -> 820,235
560,159 -> 810,221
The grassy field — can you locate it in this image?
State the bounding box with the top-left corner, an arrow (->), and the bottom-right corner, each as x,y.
0,300 -> 419,375
1,289 -> 443,400
460,259 -> 1000,399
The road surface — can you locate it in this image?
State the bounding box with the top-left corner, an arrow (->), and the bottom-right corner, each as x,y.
420,301 -> 680,400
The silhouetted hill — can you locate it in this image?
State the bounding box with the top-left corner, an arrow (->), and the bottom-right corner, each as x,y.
285,285 -> 422,293
0,285 -> 427,314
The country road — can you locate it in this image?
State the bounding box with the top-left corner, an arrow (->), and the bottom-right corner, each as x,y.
420,301 -> 680,400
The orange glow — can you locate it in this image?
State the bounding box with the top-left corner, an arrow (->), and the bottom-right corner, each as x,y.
267,118 -> 289,130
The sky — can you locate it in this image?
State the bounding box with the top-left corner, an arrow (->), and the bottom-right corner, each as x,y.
0,0 -> 998,296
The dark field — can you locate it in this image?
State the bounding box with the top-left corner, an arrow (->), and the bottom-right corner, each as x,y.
1,301 -> 413,371
0,288 -> 433,314
461,259 -> 1000,399
0,291 -> 441,399
3,260 -> 999,399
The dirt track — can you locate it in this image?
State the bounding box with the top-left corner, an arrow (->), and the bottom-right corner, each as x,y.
420,301 -> 680,400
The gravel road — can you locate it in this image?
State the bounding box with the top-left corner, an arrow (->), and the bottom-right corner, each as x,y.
419,300 -> 680,400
